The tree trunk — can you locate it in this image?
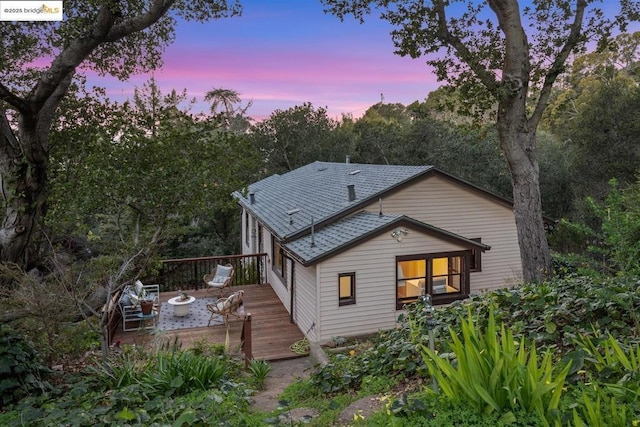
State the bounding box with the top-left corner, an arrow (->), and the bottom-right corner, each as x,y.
496,111 -> 552,282
0,111 -> 48,269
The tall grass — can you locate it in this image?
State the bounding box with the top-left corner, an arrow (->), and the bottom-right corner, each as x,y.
418,307 -> 571,426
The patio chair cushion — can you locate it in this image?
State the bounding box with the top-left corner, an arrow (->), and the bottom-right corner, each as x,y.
134,280 -> 144,295
214,265 -> 232,279
210,275 -> 228,284
119,285 -> 139,308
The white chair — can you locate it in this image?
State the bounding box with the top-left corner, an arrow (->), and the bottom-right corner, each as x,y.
203,263 -> 234,297
119,280 -> 159,331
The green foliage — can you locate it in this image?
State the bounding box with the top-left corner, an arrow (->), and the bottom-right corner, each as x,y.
141,350 -> 229,396
571,392 -> 634,427
417,307 -> 570,425
309,328 -> 424,395
235,260 -> 261,286
592,180 -> 640,275
0,325 -> 51,406
249,102 -> 341,174
48,80 -> 261,259
1,346 -> 259,427
576,334 -> 640,404
248,359 -> 271,390
413,275 -> 640,356
92,345 -> 231,398
372,393 -> 546,426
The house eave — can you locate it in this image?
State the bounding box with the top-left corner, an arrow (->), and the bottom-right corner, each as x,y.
286,215 -> 491,267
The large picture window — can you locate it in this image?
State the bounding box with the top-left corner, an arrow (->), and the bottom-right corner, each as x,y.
396,251 -> 470,309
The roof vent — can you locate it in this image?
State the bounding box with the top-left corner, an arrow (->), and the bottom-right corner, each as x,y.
347,184 -> 356,202
348,170 -> 361,175
286,208 -> 300,225
249,192 -> 255,204
346,155 -> 350,164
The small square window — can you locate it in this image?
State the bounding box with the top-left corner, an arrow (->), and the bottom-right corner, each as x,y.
338,273 -> 356,306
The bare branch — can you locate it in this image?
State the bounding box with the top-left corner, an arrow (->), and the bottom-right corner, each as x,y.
0,82 -> 29,113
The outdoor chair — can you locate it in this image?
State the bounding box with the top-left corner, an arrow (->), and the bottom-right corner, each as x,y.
203,263 -> 234,297
118,280 -> 160,331
206,290 -> 245,326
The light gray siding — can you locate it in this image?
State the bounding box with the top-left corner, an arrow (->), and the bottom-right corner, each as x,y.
316,229 -> 466,342
241,209 -> 250,255
293,264 -> 318,342
364,174 -> 522,291
264,231 -> 290,310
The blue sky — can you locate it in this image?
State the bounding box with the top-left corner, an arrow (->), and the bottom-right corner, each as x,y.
95,1 -> 439,120
91,1 -> 638,121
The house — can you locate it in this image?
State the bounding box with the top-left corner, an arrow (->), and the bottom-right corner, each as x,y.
232,161 -> 523,343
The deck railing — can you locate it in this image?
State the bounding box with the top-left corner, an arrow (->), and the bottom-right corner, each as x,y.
155,253 -> 267,292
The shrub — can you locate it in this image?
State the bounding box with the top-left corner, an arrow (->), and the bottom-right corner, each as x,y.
417,307 -> 571,425
0,324 -> 51,406
140,349 -> 229,396
248,359 -> 271,390
372,393 -> 546,426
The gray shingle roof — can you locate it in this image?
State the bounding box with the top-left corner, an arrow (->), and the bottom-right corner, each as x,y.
284,211 -> 403,264
233,161 -> 434,239
284,211 -> 491,266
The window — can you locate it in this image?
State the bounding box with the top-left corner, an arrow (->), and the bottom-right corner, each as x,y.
244,210 -> 250,246
396,251 -> 471,309
338,273 -> 356,306
470,238 -> 482,271
272,238 -> 286,285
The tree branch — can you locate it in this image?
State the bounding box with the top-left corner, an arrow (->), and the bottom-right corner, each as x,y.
0,82 -> 29,113
433,0 -> 501,94
106,0 -> 174,41
530,0 -> 587,128
29,0 -> 177,113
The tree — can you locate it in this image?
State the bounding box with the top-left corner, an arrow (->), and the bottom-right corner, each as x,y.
249,103 -> 340,174
323,0 -> 640,281
204,87 -> 253,132
47,81 -> 260,256
0,0 -> 241,270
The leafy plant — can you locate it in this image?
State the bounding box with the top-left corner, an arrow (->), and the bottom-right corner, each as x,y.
140,349 -> 229,396
417,307 -> 571,425
576,334 -> 640,402
0,325 -> 51,406
571,392 -> 632,427
248,359 -> 271,390
375,392 -> 547,426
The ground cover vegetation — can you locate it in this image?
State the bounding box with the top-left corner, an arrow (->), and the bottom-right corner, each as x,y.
1,2 -> 640,425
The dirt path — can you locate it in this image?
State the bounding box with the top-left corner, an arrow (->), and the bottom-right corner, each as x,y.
248,356 -> 386,425
249,356 -> 314,412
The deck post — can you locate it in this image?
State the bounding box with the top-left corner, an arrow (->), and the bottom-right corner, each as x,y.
242,313 -> 253,368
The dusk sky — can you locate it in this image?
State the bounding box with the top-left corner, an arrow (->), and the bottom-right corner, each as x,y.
92,1 -> 440,120
89,1 -> 638,121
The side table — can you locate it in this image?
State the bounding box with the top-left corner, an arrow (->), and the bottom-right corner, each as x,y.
167,296 -> 196,317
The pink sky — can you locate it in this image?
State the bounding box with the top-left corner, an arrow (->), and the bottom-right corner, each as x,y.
88,1 -> 638,121
90,2 -> 440,120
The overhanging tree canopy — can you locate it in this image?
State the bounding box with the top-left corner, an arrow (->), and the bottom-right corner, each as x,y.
322,0 -> 640,281
0,0 -> 241,269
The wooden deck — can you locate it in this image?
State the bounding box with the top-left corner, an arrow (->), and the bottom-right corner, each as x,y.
112,284 -> 306,361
